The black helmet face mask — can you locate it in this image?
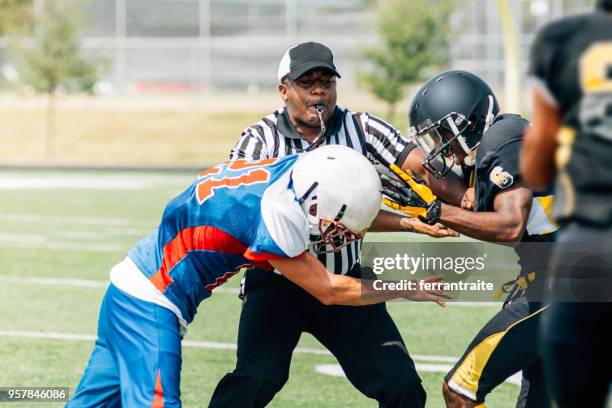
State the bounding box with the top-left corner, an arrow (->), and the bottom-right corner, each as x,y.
412,112 -> 472,179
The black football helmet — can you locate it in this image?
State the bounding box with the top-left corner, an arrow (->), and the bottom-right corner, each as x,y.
409,70 -> 499,179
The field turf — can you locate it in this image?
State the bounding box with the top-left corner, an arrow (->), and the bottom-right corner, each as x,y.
0,170 -> 519,407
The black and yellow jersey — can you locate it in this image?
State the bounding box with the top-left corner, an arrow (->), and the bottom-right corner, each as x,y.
529,10 -> 612,227
473,114 -> 557,273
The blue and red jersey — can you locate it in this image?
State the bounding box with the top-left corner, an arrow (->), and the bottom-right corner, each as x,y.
124,155 -> 309,324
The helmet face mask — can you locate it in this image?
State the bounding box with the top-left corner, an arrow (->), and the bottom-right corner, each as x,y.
412,112 -> 474,179
302,198 -> 366,254
311,216 -> 366,254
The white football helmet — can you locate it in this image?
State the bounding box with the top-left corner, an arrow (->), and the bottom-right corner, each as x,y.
292,145 -> 382,253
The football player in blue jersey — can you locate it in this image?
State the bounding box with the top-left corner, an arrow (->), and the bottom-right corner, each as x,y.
65,145 -> 451,408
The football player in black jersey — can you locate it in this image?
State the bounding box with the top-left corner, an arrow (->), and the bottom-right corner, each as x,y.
521,1 -> 612,406
408,70 -> 557,408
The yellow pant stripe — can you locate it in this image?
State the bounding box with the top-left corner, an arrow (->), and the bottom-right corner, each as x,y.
450,305 -> 548,397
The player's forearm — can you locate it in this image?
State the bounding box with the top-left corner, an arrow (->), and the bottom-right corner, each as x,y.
326,274 -> 412,306
439,203 -> 524,242
369,210 -> 415,232
521,125 -> 557,189
272,253 -> 441,306
521,89 -> 560,189
270,254 -> 403,306
425,171 -> 467,207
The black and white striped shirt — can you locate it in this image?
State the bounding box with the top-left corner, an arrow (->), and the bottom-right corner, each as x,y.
230,105 -> 416,274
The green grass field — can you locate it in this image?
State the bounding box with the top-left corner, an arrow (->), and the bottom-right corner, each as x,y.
0,169 -> 520,407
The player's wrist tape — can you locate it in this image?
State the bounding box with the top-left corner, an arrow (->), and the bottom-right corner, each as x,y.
422,199 -> 441,225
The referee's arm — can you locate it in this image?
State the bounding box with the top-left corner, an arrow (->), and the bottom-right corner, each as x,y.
229,128 -> 269,160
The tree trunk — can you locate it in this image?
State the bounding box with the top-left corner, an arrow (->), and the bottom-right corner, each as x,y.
45,91 -> 56,160
387,102 -> 396,124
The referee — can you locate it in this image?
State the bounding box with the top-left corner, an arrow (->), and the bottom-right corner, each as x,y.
208,42 -> 462,408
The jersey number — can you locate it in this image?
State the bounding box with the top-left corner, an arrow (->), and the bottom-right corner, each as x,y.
196,158 -> 279,204
579,42 -> 612,141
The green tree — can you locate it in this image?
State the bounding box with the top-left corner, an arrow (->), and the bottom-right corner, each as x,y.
0,0 -> 34,35
9,0 -> 96,159
359,0 -> 454,122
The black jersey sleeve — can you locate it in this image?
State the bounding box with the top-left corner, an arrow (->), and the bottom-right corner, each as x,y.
483,142 -> 521,189
474,115 -> 528,212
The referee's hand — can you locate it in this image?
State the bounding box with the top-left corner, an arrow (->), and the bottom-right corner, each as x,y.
404,275 -> 452,307
400,218 -> 459,238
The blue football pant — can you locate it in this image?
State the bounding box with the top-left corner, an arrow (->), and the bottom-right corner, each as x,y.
67,283 -> 182,407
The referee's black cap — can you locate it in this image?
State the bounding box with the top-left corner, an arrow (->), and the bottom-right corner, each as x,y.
277,42 -> 341,82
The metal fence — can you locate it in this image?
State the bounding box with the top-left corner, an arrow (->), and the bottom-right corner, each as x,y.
0,0 -> 595,94
78,0 -> 375,92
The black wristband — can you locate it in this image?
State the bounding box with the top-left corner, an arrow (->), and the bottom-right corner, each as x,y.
422,200 -> 441,225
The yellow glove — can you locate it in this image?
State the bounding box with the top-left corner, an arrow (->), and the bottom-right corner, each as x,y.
381,164 -> 441,225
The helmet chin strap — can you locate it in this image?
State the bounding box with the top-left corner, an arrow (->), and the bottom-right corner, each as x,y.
464,94 -> 494,167
447,116 -> 475,163
483,95 -> 496,133
450,94 -> 496,167
298,181 -> 320,232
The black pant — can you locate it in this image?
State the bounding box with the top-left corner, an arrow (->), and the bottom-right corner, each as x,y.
540,223 -> 612,407
208,268 -> 425,408
445,297 -> 550,407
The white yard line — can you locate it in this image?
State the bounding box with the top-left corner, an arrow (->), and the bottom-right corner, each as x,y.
0,275 -> 503,303
43,242 -> 125,252
0,329 -> 519,385
0,330 -> 96,342
410,355 -> 458,363
0,330 -> 458,362
0,275 -> 240,294
0,235 -> 124,252
0,275 -> 504,304
0,275 -> 108,288
0,330 -> 331,356
318,362 -> 458,374
0,175 -> 190,190
54,231 -> 106,240
0,213 -> 151,227
314,364 -> 522,385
